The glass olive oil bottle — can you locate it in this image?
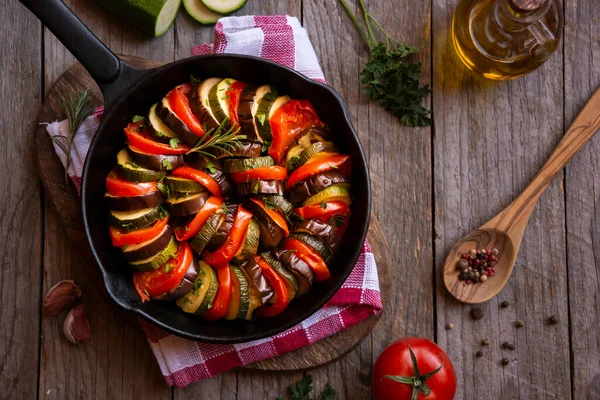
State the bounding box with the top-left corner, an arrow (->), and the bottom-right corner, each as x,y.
452,0 -> 562,80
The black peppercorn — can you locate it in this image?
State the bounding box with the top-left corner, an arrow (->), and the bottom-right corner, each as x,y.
548,315 -> 559,325
473,277 -> 480,283
475,351 -> 483,358
502,342 -> 510,349
501,358 -> 509,366
471,308 -> 484,320
500,301 -> 509,308
459,272 -> 468,281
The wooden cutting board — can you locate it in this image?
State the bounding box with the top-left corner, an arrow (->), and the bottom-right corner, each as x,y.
35,55 -> 392,372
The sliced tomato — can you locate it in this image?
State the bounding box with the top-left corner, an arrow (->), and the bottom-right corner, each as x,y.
203,266 -> 233,320
203,205 -> 253,266
282,239 -> 331,282
249,198 -> 289,237
171,166 -> 222,197
229,166 -> 288,184
173,196 -> 223,241
228,81 -> 248,129
294,201 -> 350,221
168,84 -> 206,137
106,168 -> 158,196
256,256 -> 290,317
133,241 -> 192,302
286,153 -> 350,190
269,100 -> 324,164
124,122 -> 190,155
110,218 -> 169,247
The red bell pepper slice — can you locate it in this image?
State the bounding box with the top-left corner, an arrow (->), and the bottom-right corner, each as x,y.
249,198 -> 289,238
171,166 -> 222,197
106,168 -> 159,197
124,122 -> 190,155
256,256 -> 290,317
173,196 -> 223,241
229,166 -> 288,184
110,218 -> 169,247
227,81 -> 248,129
167,84 -> 206,137
203,266 -> 233,320
133,241 -> 192,302
286,154 -> 350,190
202,205 -> 253,266
282,239 -> 331,282
294,201 -> 350,222
269,100 -> 324,164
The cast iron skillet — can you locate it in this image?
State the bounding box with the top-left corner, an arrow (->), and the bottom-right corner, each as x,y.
21,0 -> 371,343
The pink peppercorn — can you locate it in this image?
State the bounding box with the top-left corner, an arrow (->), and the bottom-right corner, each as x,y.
486,249 -> 492,255
461,254 -> 469,259
466,280 -> 473,285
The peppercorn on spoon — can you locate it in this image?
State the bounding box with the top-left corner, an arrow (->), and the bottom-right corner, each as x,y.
443,88 -> 600,304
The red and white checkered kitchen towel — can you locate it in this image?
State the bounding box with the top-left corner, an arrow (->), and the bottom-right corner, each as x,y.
45,15 -> 382,388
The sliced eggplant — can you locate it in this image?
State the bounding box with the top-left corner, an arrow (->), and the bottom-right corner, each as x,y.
273,249 -> 314,297
205,204 -> 238,251
223,155 -> 274,173
243,200 -> 286,249
105,190 -> 164,212
116,148 -> 166,182
288,232 -> 333,264
146,102 -> 178,144
156,96 -> 200,146
208,78 -> 236,126
190,78 -> 221,131
237,84 -> 259,141
239,265 -> 262,319
165,191 -> 210,216
122,225 -> 173,261
128,145 -> 184,171
109,206 -> 161,230
289,171 -> 349,204
242,257 -> 274,305
261,195 -> 293,219
294,219 -> 342,253
208,140 -> 263,159
262,252 -> 299,299
166,258 -> 200,301
129,236 -> 178,272
228,266 -> 251,320
196,264 -> 219,314
237,180 -> 285,196
253,89 -> 290,142
176,261 -> 217,313
231,218 -> 260,265
190,212 -> 224,255
163,176 -> 206,194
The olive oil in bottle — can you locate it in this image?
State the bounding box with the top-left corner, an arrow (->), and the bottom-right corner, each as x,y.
452,0 -> 562,80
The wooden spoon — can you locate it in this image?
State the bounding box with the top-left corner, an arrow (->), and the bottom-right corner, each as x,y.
444,88 -> 600,304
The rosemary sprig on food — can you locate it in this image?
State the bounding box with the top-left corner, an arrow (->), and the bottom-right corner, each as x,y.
50,89 -> 94,183
186,117 -> 246,158
338,0 -> 432,127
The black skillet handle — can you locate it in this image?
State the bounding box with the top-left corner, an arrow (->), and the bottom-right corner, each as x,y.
17,0 -> 148,107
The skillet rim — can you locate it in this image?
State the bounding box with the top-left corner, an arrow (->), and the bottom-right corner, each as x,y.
81,54 -> 372,343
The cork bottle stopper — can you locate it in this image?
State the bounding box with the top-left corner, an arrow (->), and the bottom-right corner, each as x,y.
511,0 -> 547,11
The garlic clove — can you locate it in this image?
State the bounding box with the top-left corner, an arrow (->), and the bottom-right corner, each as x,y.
43,280 -> 82,316
63,303 -> 91,345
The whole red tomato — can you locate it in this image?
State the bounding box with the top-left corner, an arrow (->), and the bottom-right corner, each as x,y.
373,337 -> 456,400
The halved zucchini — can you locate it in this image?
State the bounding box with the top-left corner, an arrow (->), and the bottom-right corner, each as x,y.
223,156 -> 275,173
201,0 -> 247,14
109,206 -> 161,230
183,0 -> 221,24
254,93 -> 291,142
288,232 -> 333,265
165,191 -> 210,216
116,149 -> 166,182
163,176 -> 206,194
208,78 -> 236,126
176,261 -> 216,313
191,78 -> 221,131
302,185 -> 352,207
100,0 -> 181,37
262,251 -> 299,299
190,212 -> 224,254
231,266 -> 250,320
146,103 -> 178,144
129,236 -> 178,272
225,265 -> 241,320
122,225 -> 173,261
231,218 -> 260,265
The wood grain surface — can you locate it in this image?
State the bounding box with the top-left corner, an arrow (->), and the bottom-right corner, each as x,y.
3,0 -> 600,398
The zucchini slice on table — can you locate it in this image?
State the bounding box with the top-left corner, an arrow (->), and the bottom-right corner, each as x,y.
101,0 -> 181,37
262,252 -> 299,300
165,191 -> 210,216
288,232 -> 333,265
183,0 -> 222,24
201,0 -> 247,14
191,78 -> 221,131
109,206 -> 162,230
156,96 -> 200,146
163,176 -> 206,194
176,261 -> 217,313
223,156 -> 275,173
253,90 -> 291,142
122,225 -> 173,261
128,145 -> 184,171
116,149 -> 166,183
146,103 -> 178,144
208,78 -> 237,126
231,266 -> 251,320
129,236 -> 178,272
190,212 -> 224,254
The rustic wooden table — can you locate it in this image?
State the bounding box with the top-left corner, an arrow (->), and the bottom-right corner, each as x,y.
2,0 -> 599,399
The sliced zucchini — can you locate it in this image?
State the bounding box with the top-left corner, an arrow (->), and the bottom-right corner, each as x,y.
254,93 -> 291,142
146,103 -> 178,144
100,0 -> 181,37
294,142 -> 337,170
223,156 -> 275,173
231,218 -> 260,265
208,78 -> 236,126
163,176 -> 206,194
302,185 -> 352,207
122,225 -> 173,261
232,266 -> 250,320
201,0 -> 247,14
239,267 -> 262,319
190,212 -> 224,254
176,261 -> 216,313
129,236 -> 178,272
197,262 -> 219,314
288,232 -> 333,265
109,206 -> 161,230
183,0 -> 221,25
191,78 -> 221,131
165,192 -> 209,216
261,195 -> 293,218
116,149 -> 166,182
249,85 -> 272,142
225,265 -> 241,320
262,252 -> 299,299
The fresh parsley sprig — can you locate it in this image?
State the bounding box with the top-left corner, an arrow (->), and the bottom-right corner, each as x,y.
276,375 -> 336,400
186,117 -> 246,158
338,0 -> 431,127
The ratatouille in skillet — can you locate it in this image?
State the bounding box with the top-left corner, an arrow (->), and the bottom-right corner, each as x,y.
104,77 -> 353,320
